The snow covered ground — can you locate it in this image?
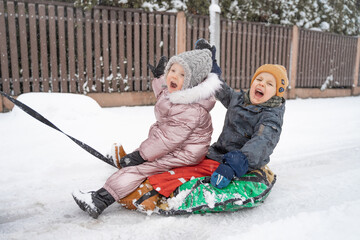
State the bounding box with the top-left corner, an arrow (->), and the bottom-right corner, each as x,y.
1,93 -> 360,240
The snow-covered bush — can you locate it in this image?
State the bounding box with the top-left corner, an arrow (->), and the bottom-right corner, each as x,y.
70,0 -> 359,36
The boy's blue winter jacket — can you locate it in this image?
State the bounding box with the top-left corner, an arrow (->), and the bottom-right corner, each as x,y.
207,81 -> 285,170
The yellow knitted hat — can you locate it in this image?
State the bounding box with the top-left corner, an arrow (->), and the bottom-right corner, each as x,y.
251,64 -> 289,97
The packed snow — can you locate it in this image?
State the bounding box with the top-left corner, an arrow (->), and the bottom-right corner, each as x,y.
1,93 -> 360,240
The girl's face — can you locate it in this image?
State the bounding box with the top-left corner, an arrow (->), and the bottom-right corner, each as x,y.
166,63 -> 185,93
249,72 -> 277,105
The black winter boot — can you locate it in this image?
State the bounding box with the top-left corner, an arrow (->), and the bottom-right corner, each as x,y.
72,188 -> 115,219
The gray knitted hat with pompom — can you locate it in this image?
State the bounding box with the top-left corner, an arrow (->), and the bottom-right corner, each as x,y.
164,49 -> 212,90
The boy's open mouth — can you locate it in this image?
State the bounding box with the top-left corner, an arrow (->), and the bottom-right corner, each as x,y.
170,81 -> 178,89
255,89 -> 264,98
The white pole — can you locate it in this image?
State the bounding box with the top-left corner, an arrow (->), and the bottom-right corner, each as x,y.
209,0 -> 221,61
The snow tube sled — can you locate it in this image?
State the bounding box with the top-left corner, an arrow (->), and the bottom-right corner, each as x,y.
159,166 -> 276,215
118,179 -> 160,211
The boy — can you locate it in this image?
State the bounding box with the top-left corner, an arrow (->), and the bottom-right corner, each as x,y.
208,63 -> 288,188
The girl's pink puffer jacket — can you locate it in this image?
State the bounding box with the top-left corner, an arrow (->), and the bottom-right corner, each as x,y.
139,73 -> 222,166
104,73 -> 222,200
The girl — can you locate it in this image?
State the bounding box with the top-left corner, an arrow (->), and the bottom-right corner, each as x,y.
72,49 -> 222,219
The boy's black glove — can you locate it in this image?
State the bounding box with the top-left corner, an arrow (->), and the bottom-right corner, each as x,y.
148,56 -> 168,78
195,38 -> 222,76
119,151 -> 145,168
195,38 -> 212,51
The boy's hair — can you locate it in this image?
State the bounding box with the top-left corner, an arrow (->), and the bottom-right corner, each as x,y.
251,64 -> 289,97
164,49 -> 212,90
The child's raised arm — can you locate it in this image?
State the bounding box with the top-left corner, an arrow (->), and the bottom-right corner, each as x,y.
194,39 -> 235,108
215,77 -> 235,109
148,56 -> 168,97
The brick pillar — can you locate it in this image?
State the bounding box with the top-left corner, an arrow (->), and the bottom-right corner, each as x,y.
288,25 -> 299,99
176,11 -> 186,54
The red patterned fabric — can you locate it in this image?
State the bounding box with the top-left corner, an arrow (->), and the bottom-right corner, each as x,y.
148,159 -> 220,197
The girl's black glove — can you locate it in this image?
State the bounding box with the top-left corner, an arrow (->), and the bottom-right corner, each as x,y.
119,151 -> 145,168
148,56 -> 168,78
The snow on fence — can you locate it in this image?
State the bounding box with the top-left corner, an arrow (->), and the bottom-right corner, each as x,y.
0,0 -> 176,95
176,13 -> 360,92
297,29 -> 358,89
0,0 -> 359,99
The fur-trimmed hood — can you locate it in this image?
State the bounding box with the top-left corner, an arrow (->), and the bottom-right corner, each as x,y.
167,73 -> 222,105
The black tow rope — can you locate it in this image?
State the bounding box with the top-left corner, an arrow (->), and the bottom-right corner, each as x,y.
0,91 -> 117,168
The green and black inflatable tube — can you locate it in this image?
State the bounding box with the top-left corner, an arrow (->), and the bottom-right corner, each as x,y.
159,168 -> 276,215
